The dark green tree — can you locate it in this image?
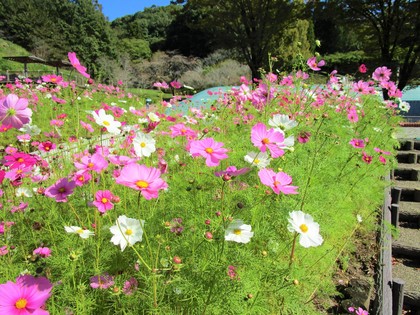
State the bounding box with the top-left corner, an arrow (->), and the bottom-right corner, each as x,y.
186,0 -> 300,79
337,0 -> 420,90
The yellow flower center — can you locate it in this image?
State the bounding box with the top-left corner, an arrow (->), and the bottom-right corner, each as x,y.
125,229 -> 133,236
140,142 -> 146,148
87,162 -> 94,169
101,197 -> 108,204
76,229 -> 84,234
205,148 -> 213,154
181,128 -> 186,133
233,229 -> 242,235
254,159 -> 260,164
58,187 -> 66,193
262,138 -> 270,144
51,78 -> 57,83
15,298 -> 27,309
136,180 -> 149,188
299,224 -> 309,233
103,120 -> 110,126
17,158 -> 24,163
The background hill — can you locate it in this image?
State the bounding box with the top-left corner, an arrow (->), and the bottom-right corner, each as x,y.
0,0 -> 419,91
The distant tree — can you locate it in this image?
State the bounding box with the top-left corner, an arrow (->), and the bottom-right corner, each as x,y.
337,0 -> 420,90
120,38 -> 152,62
185,0 -> 300,79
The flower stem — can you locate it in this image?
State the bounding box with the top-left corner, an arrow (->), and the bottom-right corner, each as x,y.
289,232 -> 298,267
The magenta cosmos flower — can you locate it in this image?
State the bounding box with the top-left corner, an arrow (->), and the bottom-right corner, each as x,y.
189,138 -> 228,167
251,123 -> 285,158
0,274 -> 53,314
44,177 -> 76,202
116,163 -> 168,200
92,190 -> 114,213
68,52 -> 90,78
0,94 -> 32,129
258,168 -> 298,195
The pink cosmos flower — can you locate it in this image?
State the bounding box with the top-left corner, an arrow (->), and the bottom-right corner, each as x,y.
214,166 -> 250,180
362,152 -> 373,164
38,141 -> 56,153
73,171 -> 92,187
92,190 -> 114,213
44,177 -> 76,202
122,277 -> 138,295
258,168 -> 298,195
0,94 -> 32,129
372,66 -> 391,82
116,163 -> 168,200
3,152 -> 37,169
41,74 -> 63,84
298,132 -> 311,143
80,120 -> 94,133
170,80 -> 182,89
0,221 -> 15,234
307,56 -> 325,71
74,153 -> 108,174
352,80 -> 371,94
349,139 -> 365,148
0,274 -> 52,314
68,52 -> 90,78
153,81 -> 169,89
169,123 -> 197,138
0,246 -> 8,256
189,138 -> 229,167
358,64 -> 367,73
347,106 -> 359,123
90,273 -> 114,289
33,247 -> 52,258
251,122 -> 285,158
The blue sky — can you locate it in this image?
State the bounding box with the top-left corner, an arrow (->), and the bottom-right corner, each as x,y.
98,0 -> 172,21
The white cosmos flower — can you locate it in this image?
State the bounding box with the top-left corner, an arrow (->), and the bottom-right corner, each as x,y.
268,114 -> 298,131
132,131 -> 156,157
110,215 -> 144,251
287,211 -> 323,248
399,101 -> 410,112
244,151 -> 270,169
19,124 -> 41,136
64,226 -> 95,239
92,109 -> 121,135
225,219 -> 254,244
148,112 -> 160,122
15,187 -> 33,198
277,135 -> 295,151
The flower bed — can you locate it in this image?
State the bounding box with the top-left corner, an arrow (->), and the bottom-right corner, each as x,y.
0,55 -> 406,314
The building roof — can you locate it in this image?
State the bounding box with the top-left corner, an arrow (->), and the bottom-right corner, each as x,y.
402,86 -> 420,101
2,55 -> 72,68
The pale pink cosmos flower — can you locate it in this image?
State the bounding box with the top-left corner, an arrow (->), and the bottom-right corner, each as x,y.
0,246 -> 8,256
92,190 -> 114,213
41,74 -> 63,84
307,56 -> 325,71
116,163 -> 168,200
68,52 -> 90,78
0,274 -> 53,314
153,81 -> 169,89
258,168 -> 298,195
0,94 -> 32,129
251,122 -> 285,158
44,177 -> 76,202
372,66 -> 391,82
189,138 -> 229,167
349,139 -> 365,148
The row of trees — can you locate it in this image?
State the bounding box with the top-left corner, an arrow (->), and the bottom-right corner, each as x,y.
0,0 -> 419,90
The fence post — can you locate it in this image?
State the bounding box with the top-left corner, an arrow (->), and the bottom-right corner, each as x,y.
391,187 -> 402,204
390,204 -> 400,227
392,278 -> 405,315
